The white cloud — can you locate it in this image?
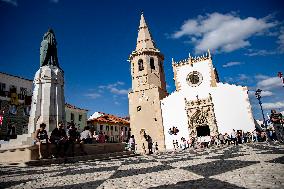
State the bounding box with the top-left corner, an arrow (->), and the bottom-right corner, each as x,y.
254,74 -> 270,80
260,90 -> 274,97
245,49 -> 277,56
84,93 -> 101,99
262,102 -> 284,110
1,0 -> 17,6
278,29 -> 284,52
238,74 -> 250,81
248,90 -> 273,97
97,81 -> 129,95
98,81 -> 124,90
110,87 -> 129,95
256,76 -> 283,90
114,101 -> 121,105
172,12 -> 276,53
223,61 -> 243,68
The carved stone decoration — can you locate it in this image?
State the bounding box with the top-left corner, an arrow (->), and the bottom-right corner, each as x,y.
186,71 -> 203,87
185,95 -> 218,138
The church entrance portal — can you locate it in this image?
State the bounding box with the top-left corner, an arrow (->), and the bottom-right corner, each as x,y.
185,95 -> 218,138
196,125 -> 210,137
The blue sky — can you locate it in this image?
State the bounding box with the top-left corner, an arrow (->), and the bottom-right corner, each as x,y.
0,0 -> 283,120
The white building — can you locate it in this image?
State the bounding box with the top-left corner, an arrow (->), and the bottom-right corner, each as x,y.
65,103 -> 88,132
161,51 -> 255,149
0,72 -> 33,136
88,112 -> 130,142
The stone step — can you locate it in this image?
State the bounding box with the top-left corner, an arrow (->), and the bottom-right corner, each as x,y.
25,151 -> 138,166
0,134 -> 33,149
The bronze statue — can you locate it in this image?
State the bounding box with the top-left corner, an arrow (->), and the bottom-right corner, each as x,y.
40,29 -> 59,67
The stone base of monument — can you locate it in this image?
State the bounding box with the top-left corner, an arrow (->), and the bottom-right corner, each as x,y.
0,143 -> 133,164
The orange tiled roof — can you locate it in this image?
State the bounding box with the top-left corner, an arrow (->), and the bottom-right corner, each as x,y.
88,112 -> 130,126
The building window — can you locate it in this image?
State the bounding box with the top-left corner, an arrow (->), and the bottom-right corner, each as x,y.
79,114 -> 82,121
115,126 -> 117,131
0,83 -> 6,97
150,57 -> 155,70
20,87 -> 27,96
111,126 -> 113,130
106,126 -> 109,131
0,83 -> 5,91
125,127 -> 128,131
100,125 -> 103,130
71,113 -> 74,121
19,87 -> 27,100
137,106 -> 141,112
9,85 -> 17,94
138,59 -> 144,71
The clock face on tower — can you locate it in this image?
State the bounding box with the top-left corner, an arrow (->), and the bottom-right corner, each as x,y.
186,71 -> 203,87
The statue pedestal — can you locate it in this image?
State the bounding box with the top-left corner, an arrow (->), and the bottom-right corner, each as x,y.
28,65 -> 65,133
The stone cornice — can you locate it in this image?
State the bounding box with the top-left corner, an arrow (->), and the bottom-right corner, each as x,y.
172,49 -> 211,68
129,49 -> 164,61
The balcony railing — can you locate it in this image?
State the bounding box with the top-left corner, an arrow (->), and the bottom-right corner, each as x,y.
0,91 -> 26,100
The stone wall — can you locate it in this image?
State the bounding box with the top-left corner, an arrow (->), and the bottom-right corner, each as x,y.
0,143 -> 126,163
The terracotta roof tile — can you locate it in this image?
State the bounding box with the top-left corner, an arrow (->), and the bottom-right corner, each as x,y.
88,112 -> 130,125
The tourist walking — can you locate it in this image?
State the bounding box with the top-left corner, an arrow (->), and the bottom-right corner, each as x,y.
142,143 -> 147,154
34,123 -> 49,159
146,135 -> 153,154
253,129 -> 258,142
231,129 -> 237,145
155,142 -> 159,152
173,140 -> 176,150
219,133 -> 225,145
270,109 -> 284,143
129,135 -> 135,152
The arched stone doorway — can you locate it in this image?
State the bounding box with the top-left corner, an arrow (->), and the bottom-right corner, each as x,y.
196,125 -> 210,137
185,94 -> 218,138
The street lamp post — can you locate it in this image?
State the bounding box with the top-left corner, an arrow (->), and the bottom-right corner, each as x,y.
255,89 -> 266,128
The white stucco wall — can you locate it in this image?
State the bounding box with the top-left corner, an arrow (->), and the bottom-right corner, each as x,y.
0,72 -> 33,102
161,59 -> 255,150
175,60 -> 212,91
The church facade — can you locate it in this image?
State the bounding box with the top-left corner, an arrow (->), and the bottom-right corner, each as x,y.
128,13 -> 255,152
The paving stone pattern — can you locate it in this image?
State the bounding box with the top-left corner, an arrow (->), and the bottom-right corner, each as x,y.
0,143 -> 283,189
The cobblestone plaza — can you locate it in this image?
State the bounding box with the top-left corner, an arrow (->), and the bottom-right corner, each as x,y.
1,143 -> 283,189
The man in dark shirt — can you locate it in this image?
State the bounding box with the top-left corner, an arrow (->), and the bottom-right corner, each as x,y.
270,109 -> 284,143
67,123 -> 80,156
50,122 -> 68,158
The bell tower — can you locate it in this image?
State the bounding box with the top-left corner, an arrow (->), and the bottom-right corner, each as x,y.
128,13 -> 168,152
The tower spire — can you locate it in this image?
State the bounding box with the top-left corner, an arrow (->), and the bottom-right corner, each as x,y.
136,12 -> 157,51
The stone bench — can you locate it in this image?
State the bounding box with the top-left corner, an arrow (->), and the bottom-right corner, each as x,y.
0,142 -> 126,163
